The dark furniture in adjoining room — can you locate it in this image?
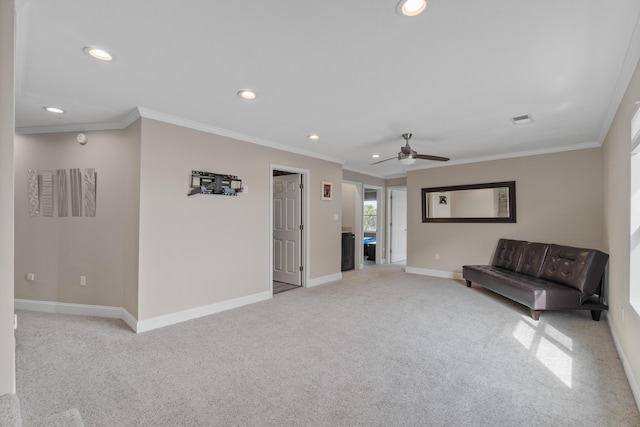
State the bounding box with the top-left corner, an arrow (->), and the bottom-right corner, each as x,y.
363,236 -> 376,261
341,232 -> 355,271
364,236 -> 376,261
463,238 -> 609,321
366,242 -> 376,261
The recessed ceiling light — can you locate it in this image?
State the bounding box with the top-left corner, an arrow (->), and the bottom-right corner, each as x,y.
238,90 -> 257,100
83,46 -> 114,61
43,106 -> 64,114
308,134 -> 320,140
396,0 -> 427,17
511,114 -> 533,125
372,154 -> 380,158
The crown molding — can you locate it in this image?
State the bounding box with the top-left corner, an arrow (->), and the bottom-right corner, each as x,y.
136,107 -> 345,165
407,140 -> 602,172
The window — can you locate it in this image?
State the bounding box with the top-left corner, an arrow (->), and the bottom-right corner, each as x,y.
364,200 -> 377,232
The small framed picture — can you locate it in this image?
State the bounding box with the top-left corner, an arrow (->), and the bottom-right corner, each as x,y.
322,181 -> 333,200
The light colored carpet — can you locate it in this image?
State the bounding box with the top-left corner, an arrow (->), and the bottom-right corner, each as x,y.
15,264 -> 640,426
0,393 -> 22,427
35,409 -> 85,427
273,281 -> 301,295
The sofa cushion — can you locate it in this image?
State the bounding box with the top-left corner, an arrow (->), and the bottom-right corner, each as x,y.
463,265 -> 583,310
515,242 -> 549,278
491,239 -> 525,271
540,244 -> 609,297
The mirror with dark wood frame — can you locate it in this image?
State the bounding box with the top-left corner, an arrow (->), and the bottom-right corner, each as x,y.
421,181 -> 516,223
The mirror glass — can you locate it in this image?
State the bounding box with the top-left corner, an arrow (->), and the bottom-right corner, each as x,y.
421,181 -> 516,223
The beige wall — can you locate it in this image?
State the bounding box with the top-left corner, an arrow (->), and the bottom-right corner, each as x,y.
341,183 -> 356,233
342,169 -> 385,187
386,177 -> 407,187
603,57 -> 640,403
14,128 -> 142,315
13,118 -> 343,323
121,120 -> 142,318
137,118 -> 342,320
407,148 -> 604,273
0,0 -> 15,395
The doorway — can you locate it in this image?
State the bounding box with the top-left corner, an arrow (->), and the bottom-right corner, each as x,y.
388,187 -> 407,263
363,185 -> 383,266
271,167 -> 308,294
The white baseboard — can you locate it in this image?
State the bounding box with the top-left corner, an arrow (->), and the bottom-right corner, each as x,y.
307,273 -> 342,287
15,291 -> 273,334
405,266 -> 463,281
607,313 -> 640,412
136,291 -> 271,333
15,299 -> 136,330
15,299 -> 129,319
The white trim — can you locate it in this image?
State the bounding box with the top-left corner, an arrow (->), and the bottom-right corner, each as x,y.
307,273 -> 342,287
15,291 -> 273,334
405,266 -> 464,281
408,141 -> 601,172
607,313 -> 640,412
342,165 -> 387,179
15,299 -> 126,318
136,291 -> 271,333
270,164 -> 311,289
387,186 -> 407,264
120,309 -> 138,333
14,299 -> 137,330
342,180 -> 364,269
363,184 -> 385,265
598,9 -> 640,145
16,106 -> 609,183
138,108 -> 343,164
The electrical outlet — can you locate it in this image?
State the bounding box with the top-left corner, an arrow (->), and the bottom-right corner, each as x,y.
435,253 -> 440,260
80,275 -> 86,287
26,273 -> 35,282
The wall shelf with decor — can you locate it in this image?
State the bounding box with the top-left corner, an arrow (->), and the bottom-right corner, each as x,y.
188,170 -> 243,196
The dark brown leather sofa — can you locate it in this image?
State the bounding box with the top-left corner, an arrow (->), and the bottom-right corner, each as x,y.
463,238 -> 609,321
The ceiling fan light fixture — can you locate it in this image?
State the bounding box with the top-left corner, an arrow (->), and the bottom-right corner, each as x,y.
399,157 -> 416,165
398,153 -> 417,165
397,0 -> 427,17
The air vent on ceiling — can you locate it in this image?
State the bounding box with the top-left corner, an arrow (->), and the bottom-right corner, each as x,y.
511,114 -> 533,125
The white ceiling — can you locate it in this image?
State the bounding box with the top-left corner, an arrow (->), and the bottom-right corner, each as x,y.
14,0 -> 640,178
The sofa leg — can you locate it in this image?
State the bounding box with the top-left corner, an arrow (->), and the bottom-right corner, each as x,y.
591,310 -> 602,321
531,309 -> 541,320
465,280 -> 472,288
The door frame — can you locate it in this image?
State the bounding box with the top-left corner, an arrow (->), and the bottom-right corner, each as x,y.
342,180 -> 364,269
386,185 -> 407,263
270,164 -> 310,293
363,184 -> 384,265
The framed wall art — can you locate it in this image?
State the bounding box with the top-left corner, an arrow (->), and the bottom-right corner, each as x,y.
322,181 -> 332,200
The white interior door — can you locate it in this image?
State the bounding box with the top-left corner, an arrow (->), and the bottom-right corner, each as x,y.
273,174 -> 301,285
390,188 -> 407,263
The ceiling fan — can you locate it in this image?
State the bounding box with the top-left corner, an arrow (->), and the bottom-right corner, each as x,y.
371,133 -> 449,165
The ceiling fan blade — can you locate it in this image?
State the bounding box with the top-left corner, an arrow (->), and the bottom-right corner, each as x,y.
371,156 -> 397,165
415,154 -> 450,162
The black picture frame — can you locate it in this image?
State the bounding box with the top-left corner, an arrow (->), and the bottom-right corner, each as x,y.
421,181 -> 516,223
